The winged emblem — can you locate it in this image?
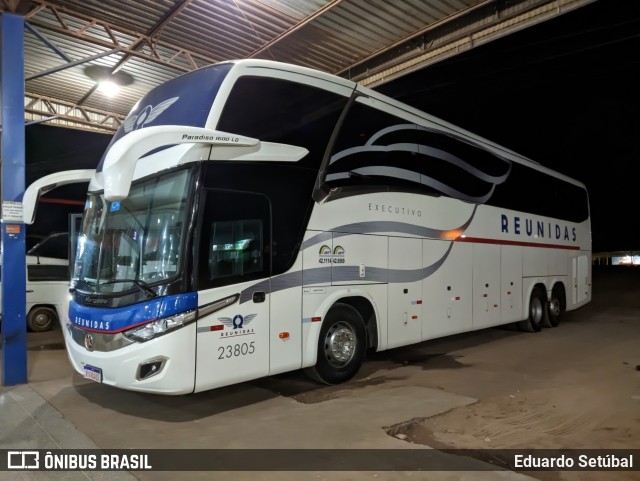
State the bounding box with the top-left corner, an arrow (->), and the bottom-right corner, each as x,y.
123,96 -> 179,133
218,313 -> 257,329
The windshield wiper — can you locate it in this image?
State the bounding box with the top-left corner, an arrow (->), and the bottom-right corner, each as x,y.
99,279 -> 157,298
70,278 -> 96,293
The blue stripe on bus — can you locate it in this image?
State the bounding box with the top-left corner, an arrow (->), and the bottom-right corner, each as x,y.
69,292 -> 198,333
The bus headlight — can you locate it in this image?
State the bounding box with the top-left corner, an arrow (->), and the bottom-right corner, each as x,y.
124,310 -> 196,342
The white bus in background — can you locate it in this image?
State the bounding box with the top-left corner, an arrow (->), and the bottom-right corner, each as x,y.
0,233 -> 70,332
31,59 -> 590,394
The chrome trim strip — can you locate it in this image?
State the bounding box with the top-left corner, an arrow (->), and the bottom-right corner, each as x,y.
67,322 -> 134,352
197,294 -> 239,318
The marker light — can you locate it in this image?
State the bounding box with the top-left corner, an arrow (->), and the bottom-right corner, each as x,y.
124,310 -> 196,342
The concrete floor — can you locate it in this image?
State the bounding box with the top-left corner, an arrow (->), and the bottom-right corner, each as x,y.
1,267 -> 638,481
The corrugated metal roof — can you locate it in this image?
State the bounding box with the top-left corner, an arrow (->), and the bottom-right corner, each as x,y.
1,0 -> 594,132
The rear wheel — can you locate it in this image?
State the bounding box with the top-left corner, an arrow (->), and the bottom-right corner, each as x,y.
518,287 -> 546,333
27,306 -> 57,332
305,303 -> 367,385
544,285 -> 564,328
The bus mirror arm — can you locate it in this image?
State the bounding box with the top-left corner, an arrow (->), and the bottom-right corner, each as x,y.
102,126 -> 308,201
22,169 -> 95,224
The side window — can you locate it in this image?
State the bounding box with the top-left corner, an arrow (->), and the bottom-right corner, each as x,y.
217,75 -> 347,170
198,190 -> 270,290
215,76 -> 349,275
27,264 -> 69,282
490,163 -> 589,222
327,100 -> 511,204
328,101 -> 420,189
209,219 -> 263,280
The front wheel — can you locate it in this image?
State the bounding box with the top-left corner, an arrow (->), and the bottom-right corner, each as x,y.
518,287 -> 546,333
305,303 -> 367,385
27,306 -> 57,332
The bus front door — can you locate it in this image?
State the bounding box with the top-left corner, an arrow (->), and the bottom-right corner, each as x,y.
193,189 -> 272,392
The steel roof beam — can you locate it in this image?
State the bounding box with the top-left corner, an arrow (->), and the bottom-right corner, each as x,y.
26,46 -> 122,81
344,0 -> 597,86
71,0 -> 194,108
247,0 -> 343,58
18,0 -> 217,74
24,92 -> 123,132
110,0 -> 194,76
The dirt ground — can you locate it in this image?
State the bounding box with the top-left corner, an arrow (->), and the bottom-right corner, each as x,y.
11,266 -> 640,481
256,266 -> 640,480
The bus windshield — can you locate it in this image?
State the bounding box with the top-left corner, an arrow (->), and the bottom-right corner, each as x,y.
73,168 -> 193,294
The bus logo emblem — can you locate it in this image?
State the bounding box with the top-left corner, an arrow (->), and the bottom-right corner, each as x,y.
84,333 -> 95,351
123,97 -> 179,132
219,314 -> 257,330
319,245 -> 345,264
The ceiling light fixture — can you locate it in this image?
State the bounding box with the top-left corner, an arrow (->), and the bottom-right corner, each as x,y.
84,65 -> 135,98
97,79 -> 120,97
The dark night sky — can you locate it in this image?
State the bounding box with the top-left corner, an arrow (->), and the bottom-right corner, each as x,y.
377,0 -> 640,252
26,0 -> 639,252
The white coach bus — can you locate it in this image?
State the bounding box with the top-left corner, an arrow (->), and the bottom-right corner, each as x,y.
0,234 -> 70,332
54,60 -> 590,394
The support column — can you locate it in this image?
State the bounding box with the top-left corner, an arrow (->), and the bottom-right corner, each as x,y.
1,12 -> 27,386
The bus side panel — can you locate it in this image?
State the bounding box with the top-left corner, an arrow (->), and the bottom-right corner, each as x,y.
422,240 -> 472,340
194,281 -> 270,392
567,252 -> 591,310
548,247 -> 569,311
576,253 -> 591,305
330,233 -> 387,286
472,243 -> 501,329
501,245 -> 523,323
300,230 -> 332,369
268,257 -> 303,376
548,248 -> 569,277
523,246 -> 549,278
26,280 -> 70,319
387,237 -> 422,349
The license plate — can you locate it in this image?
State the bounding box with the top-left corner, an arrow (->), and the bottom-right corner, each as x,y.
83,364 -> 102,383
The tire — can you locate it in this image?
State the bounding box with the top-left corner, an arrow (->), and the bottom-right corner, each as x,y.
518,287 -> 546,333
305,303 -> 367,385
544,286 -> 563,328
27,306 -> 57,332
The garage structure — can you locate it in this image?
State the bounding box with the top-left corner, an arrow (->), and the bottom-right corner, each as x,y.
3,2 -> 633,479
6,0 -> 593,133
1,0 -> 597,386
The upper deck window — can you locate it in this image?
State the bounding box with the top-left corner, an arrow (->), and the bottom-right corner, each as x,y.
217,75 -> 348,171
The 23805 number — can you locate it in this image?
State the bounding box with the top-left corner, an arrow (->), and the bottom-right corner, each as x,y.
218,341 -> 255,359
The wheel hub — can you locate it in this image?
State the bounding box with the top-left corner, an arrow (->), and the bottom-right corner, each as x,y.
531,298 -> 543,324
325,322 -> 356,367
34,312 -> 50,327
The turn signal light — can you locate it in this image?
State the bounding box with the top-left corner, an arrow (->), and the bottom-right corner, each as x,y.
279,332 -> 289,339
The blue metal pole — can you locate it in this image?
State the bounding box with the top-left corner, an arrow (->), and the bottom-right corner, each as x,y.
1,12 -> 27,386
